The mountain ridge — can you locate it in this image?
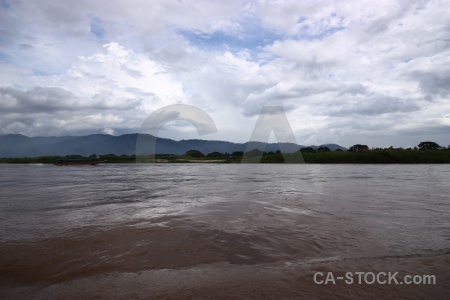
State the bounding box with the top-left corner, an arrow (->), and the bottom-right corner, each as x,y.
0,134 -> 347,157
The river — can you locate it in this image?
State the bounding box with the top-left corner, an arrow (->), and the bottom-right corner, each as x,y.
1,164 -> 449,299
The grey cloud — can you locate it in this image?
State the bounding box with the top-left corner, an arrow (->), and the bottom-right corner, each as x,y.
411,70 -> 450,99
125,87 -> 157,98
121,65 -> 143,78
0,87 -> 144,114
243,81 -> 370,117
18,44 -> 33,50
241,83 -> 299,117
0,105 -> 145,138
338,83 -> 367,96
359,1 -> 416,38
294,60 -> 336,80
243,84 -> 319,111
0,86 -> 75,113
243,102 -> 296,117
90,91 -> 142,110
306,112 -> 448,148
0,28 -> 20,47
39,2 -> 89,36
397,124 -> 450,136
326,95 -> 420,117
329,116 -> 399,131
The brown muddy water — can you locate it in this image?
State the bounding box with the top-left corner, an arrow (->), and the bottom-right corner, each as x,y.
0,164 -> 449,299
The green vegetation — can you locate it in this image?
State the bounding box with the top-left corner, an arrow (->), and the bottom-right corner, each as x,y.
300,147 -> 316,153
418,141 -> 441,150
1,142 -> 449,164
300,141 -> 449,163
317,146 -> 330,152
348,144 -> 369,152
300,149 -> 450,164
185,149 -> 205,158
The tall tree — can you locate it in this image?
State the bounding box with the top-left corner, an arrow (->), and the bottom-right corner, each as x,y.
185,149 -> 204,158
348,144 -> 369,152
317,146 -> 331,152
300,147 -> 317,153
418,141 -> 440,150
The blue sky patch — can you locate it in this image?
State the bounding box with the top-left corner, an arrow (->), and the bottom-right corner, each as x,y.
179,19 -> 284,55
89,17 -> 106,41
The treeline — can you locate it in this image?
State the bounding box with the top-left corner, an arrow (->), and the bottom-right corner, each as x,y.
298,141 -> 450,163
0,154 -> 137,164
1,141 -> 449,164
0,151 -> 294,164
301,149 -> 450,163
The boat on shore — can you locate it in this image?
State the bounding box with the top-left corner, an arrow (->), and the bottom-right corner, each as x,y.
53,157 -> 104,166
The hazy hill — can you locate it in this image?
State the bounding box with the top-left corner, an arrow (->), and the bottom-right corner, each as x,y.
0,134 -> 347,157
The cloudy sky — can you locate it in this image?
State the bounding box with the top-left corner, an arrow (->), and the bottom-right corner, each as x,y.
1,0 -> 449,147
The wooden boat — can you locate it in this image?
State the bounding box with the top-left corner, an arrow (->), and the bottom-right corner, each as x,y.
53,158 -> 103,166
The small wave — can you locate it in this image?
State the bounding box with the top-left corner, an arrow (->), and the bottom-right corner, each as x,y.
263,205 -> 311,215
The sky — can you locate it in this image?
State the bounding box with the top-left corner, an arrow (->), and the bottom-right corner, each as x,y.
0,0 -> 449,148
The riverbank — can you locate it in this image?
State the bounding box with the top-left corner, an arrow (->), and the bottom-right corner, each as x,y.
1,149 -> 450,164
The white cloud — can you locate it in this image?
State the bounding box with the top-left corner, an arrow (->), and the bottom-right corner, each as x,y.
102,127 -> 115,135
0,42 -> 185,136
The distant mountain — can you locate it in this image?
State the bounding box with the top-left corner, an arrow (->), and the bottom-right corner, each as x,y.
0,134 -> 347,157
